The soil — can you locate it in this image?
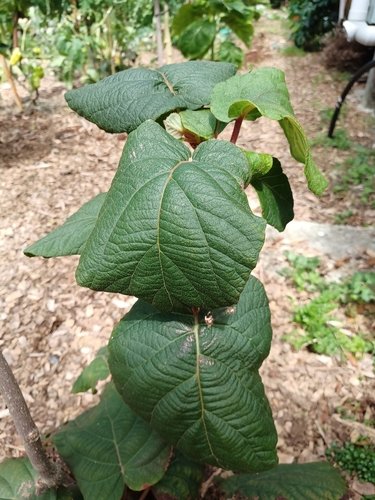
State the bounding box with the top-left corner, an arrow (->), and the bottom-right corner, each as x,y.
0,12 -> 374,500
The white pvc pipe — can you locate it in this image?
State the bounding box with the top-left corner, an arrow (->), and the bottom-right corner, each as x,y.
343,20 -> 375,44
348,0 -> 370,20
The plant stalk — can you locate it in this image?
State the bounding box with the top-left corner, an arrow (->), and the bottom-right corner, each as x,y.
154,0 -> 164,67
0,350 -> 67,489
230,115 -> 244,144
0,55 -> 22,111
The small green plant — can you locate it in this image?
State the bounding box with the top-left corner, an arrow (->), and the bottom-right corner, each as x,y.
334,209 -> 354,225
280,251 -> 325,292
333,146 -> 375,208
310,128 -> 352,150
0,61 -> 348,499
326,439 -> 375,484
279,45 -> 306,57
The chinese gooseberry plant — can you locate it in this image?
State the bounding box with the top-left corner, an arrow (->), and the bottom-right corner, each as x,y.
0,61 -> 348,500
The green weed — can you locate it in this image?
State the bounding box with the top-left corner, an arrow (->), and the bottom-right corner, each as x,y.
279,46 -> 306,57
331,71 -> 352,82
326,439 -> 375,484
310,128 -> 352,150
334,209 -> 354,225
280,251 -> 324,292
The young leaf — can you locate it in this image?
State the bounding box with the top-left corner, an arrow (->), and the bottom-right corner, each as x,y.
152,451 -> 205,500
177,19 -> 216,59
108,276 -> 278,473
0,457 -> 69,499
217,41 -> 244,68
219,462 -> 347,500
180,109 -> 226,141
245,152 -> 294,231
164,113 -> 184,140
65,61 -> 236,134
53,383 -> 171,500
210,67 -> 328,196
24,193 -> 106,258
77,120 -> 266,312
71,346 -> 109,394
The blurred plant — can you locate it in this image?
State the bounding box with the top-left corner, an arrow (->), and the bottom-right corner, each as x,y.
326,439 -> 375,484
288,0 -> 339,51
171,0 -> 260,68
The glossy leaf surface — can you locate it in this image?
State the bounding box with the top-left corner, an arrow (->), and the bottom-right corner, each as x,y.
245,152 -> 294,231
65,62 -> 236,133
54,383 -> 170,499
152,451 -> 205,500
177,20 -> 216,59
210,67 -> 327,195
72,346 -> 109,394
109,276 -> 278,472
0,458 -> 68,500
24,193 -> 106,258
77,121 -> 266,312
219,462 -> 347,500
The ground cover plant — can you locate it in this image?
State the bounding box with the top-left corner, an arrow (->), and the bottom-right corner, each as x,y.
281,251 -> 375,357
0,61 -> 349,499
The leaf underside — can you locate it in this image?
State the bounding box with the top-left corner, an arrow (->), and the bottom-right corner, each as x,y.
76,120 -> 266,312
65,61 -> 237,134
108,276 -> 278,473
24,193 -> 106,258
210,67 -> 327,196
53,383 -> 170,500
219,462 -> 347,500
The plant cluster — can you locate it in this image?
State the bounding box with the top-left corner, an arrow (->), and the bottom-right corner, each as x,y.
288,0 -> 339,51
282,252 -> 375,356
0,60 -> 349,500
171,0 -> 260,68
326,439 -> 375,484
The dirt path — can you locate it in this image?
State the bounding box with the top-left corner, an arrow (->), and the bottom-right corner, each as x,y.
0,13 -> 374,499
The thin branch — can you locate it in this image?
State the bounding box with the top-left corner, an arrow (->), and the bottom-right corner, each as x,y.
230,115 -> 244,144
0,350 -> 68,490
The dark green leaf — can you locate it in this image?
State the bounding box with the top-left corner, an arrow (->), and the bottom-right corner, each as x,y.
0,457 -> 68,499
210,67 -> 327,195
152,451 -> 205,500
71,346 -> 110,394
24,193 -> 106,258
76,120 -> 265,312
65,61 -> 236,134
108,276 -> 278,473
245,152 -> 294,231
219,462 -> 347,500
171,4 -> 205,37
217,41 -> 244,68
177,20 -> 216,59
222,13 -> 254,47
54,383 -> 170,499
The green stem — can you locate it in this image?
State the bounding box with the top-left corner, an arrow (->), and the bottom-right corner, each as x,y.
230,115 -> 244,144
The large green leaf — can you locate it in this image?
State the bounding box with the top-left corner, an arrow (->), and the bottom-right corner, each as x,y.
24,193 -> 106,258
71,346 -> 109,394
108,276 -> 278,473
53,383 -> 170,499
222,13 -> 254,47
210,67 -> 328,196
0,458 -> 70,500
177,19 -> 216,59
171,4 -> 206,37
245,152 -> 294,231
219,462 -> 347,500
152,451 -> 205,500
76,120 -> 266,312
65,61 -> 236,134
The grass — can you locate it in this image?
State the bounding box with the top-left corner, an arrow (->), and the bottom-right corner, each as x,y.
310,128 -> 353,150
281,252 -> 375,357
279,45 -> 306,57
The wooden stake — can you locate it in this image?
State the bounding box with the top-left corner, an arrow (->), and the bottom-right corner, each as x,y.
0,55 -> 22,111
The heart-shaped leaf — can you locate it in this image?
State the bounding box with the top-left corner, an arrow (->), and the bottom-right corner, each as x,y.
222,13 -> 254,47
24,193 -> 106,258
0,457 -> 69,499
77,120 -> 265,312
152,451 -> 205,500
71,346 -> 109,394
171,4 -> 206,37
245,152 -> 294,231
65,61 -> 236,134
53,383 -> 171,500
210,67 -> 327,196
108,276 -> 278,473
219,462 -> 347,500
177,19 -> 216,59
217,42 -> 244,68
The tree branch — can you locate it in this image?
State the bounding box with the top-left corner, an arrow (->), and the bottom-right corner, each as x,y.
0,350 -> 68,490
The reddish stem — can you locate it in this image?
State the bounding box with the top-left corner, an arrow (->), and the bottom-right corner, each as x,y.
230,115 -> 244,144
